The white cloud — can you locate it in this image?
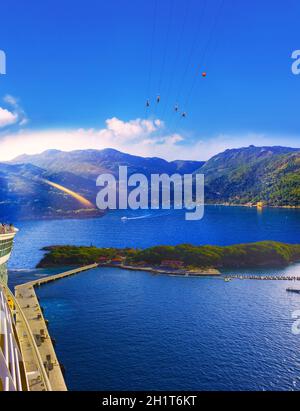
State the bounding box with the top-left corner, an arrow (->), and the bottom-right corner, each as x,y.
3,94 -> 18,107
0,95 -> 28,129
0,116 -> 299,162
0,107 -> 18,127
0,117 -> 173,160
105,117 -> 160,139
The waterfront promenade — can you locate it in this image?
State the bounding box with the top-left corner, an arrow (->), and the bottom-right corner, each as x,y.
14,263 -> 98,391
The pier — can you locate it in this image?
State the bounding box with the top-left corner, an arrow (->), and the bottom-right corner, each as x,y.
14,263 -> 98,391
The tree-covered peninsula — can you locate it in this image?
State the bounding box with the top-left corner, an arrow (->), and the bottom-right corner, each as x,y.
37,241 -> 300,270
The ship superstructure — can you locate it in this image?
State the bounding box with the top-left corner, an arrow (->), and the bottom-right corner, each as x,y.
0,225 -> 17,284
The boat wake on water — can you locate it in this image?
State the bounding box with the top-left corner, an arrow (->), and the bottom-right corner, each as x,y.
121,211 -> 172,222
121,214 -> 152,221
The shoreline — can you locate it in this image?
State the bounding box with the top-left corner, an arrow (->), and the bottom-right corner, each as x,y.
38,241 -> 300,274
7,203 -> 300,222
205,202 -> 300,209
106,263 -> 221,277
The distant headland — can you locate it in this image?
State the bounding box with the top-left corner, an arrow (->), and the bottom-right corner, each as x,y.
37,241 -> 300,276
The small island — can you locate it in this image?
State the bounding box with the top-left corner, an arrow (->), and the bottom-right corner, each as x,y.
37,241 -> 300,276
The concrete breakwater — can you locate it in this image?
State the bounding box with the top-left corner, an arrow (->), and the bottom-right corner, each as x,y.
106,264 -> 300,280
224,275 -> 300,281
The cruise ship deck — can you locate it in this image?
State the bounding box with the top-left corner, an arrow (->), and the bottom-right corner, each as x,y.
0,224 -> 97,391
0,225 -> 27,391
0,225 -> 53,391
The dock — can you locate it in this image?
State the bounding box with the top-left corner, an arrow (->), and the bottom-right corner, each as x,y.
19,263 -> 98,288
14,263 -> 98,391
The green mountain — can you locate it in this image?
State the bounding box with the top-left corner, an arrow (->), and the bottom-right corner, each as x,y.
197,145 -> 300,206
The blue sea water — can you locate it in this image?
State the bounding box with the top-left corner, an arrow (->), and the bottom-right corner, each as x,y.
8,206 -> 300,269
7,206 -> 300,390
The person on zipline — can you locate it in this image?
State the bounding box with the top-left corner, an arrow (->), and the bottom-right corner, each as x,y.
174,104 -> 179,112
146,99 -> 150,108
157,95 -> 160,103
182,112 -> 187,118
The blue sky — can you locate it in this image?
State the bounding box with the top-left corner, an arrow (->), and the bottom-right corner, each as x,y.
0,0 -> 299,160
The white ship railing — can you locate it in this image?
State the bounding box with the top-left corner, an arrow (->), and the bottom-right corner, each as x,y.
1,285 -> 53,391
0,287 -> 25,391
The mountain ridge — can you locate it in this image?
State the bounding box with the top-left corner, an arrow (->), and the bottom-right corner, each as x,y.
197,145 -> 300,206
2,144 -> 300,220
11,148 -> 204,179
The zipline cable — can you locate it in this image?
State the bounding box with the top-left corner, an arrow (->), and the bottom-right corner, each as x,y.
167,0 -> 209,130
161,0 -> 190,120
173,0 -> 207,114
172,0 -> 225,131
182,0 -> 225,116
145,0 -> 158,119
155,0 -> 175,118
203,0 -> 233,74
